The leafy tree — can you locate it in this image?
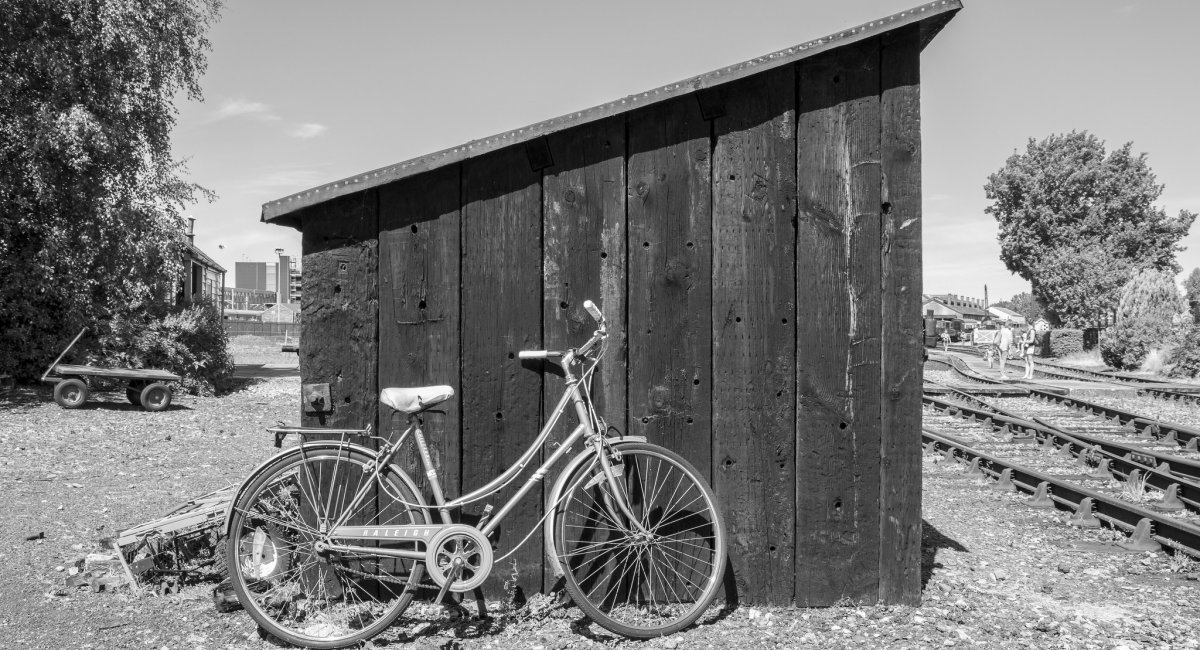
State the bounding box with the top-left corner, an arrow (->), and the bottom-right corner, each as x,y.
991,292 -> 1043,324
0,0 -> 222,381
984,131 -> 1195,327
1098,269 -> 1187,369
1183,267 -> 1200,324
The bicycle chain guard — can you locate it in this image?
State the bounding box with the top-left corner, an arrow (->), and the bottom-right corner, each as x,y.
425,524 -> 493,593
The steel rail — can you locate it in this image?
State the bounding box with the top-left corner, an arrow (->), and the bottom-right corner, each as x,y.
949,345 -> 1200,404
921,427 -> 1200,559
1021,387 -> 1200,452
923,389 -> 1200,512
932,351 -> 1200,462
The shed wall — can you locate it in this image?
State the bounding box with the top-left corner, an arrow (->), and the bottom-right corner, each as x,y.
297,27 -> 924,605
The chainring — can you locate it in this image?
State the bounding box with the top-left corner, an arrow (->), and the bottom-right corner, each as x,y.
424,524 -> 493,593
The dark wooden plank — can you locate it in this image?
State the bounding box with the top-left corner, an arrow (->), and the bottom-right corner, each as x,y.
297,190 -> 379,587
378,166 -> 461,503
543,117 -> 627,434
879,23 -> 924,606
711,66 -> 797,605
627,97 -> 713,476
794,39 -> 883,605
299,190 -> 379,431
461,145 -> 544,597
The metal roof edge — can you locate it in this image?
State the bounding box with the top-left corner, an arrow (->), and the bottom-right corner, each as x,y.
262,0 -> 962,226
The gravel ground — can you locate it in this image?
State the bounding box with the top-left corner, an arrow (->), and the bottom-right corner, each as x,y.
3,376 -> 1200,649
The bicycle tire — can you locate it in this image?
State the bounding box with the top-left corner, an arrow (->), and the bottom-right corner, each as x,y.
554,442 -> 726,639
226,445 -> 429,649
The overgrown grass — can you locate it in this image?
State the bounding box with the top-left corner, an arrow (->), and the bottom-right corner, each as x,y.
228,335 -> 299,366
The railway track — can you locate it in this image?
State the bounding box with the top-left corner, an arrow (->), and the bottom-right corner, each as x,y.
948,344 -> 1200,404
923,379 -> 1200,559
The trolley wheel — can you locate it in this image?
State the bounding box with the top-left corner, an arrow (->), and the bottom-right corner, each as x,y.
53,378 -> 89,409
139,383 -> 172,411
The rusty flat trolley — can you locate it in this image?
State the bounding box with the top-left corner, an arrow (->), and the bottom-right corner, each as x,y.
40,328 -> 180,411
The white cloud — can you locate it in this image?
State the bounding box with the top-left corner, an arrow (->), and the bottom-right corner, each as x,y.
213,99 -> 279,121
288,123 -> 328,139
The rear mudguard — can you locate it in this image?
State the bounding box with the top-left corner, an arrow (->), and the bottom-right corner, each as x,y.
223,441 -> 429,536
542,435 -> 646,580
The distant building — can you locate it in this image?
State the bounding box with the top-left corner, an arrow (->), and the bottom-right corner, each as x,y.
234,251 -> 301,305
987,306 -> 1027,325
180,218 -> 225,304
923,294 -> 989,328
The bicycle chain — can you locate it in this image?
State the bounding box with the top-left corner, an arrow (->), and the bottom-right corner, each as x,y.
323,556 -> 423,587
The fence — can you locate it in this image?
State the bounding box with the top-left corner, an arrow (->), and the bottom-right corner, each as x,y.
224,321 -> 302,340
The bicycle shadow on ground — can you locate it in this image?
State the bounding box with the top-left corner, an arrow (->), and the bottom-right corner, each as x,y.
922,519 -> 968,589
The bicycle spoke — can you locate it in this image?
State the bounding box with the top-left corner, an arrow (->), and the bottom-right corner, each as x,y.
556,445 -> 725,638
228,447 -> 426,646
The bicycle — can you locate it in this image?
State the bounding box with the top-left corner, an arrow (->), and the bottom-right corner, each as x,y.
224,300 -> 727,648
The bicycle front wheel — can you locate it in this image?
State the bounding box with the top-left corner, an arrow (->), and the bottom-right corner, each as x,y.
227,445 -> 428,649
555,442 -> 726,639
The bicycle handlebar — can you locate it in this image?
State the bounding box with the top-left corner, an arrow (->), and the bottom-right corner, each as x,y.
517,350 -> 562,360
583,300 -> 604,325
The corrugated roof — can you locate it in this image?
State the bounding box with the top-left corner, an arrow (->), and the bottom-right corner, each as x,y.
261,0 -> 961,228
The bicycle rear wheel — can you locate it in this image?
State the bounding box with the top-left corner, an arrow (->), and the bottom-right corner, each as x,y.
227,445 -> 428,649
554,442 -> 726,639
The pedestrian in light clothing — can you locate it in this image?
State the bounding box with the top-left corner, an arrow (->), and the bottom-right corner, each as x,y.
997,321 -> 1014,380
1021,326 -> 1038,379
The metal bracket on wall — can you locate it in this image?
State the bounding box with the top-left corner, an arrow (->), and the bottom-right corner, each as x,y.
303,383 -> 332,414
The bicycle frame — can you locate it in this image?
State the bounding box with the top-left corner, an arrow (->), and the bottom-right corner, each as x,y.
316,334 -> 637,563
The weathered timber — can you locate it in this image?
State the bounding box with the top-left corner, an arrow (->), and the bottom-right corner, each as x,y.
711,66 -> 798,604
627,96 -> 713,477
300,191 -> 379,431
274,5 -> 956,605
379,166 -> 462,500
48,365 -> 180,382
461,145 -> 544,596
540,118 -> 627,592
878,23 -> 924,605
298,191 -> 380,585
794,39 -> 883,605
542,117 -> 628,433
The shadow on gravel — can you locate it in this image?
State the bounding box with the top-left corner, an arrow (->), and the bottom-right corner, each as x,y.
922,519 -> 968,588
216,376 -> 270,396
83,400 -> 190,412
0,385 -> 45,407
0,385 -> 190,411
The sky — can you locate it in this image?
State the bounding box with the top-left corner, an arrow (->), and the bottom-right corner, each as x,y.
171,0 -> 1200,304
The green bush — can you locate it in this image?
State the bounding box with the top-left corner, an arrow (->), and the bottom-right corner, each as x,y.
89,302 -> 234,395
1043,329 -> 1083,357
1168,325 -> 1200,379
1099,270 -> 1186,370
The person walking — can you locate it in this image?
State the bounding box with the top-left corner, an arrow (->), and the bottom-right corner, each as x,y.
1021,326 -> 1038,379
997,321 -> 1014,380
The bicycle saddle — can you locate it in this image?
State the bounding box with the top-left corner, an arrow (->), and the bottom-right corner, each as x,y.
380,385 -> 455,413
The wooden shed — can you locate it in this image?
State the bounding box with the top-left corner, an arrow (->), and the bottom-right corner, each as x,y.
262,1 -> 959,606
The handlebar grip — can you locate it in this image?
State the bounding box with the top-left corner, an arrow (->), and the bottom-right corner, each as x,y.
583,300 -> 604,323
518,350 -> 549,360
